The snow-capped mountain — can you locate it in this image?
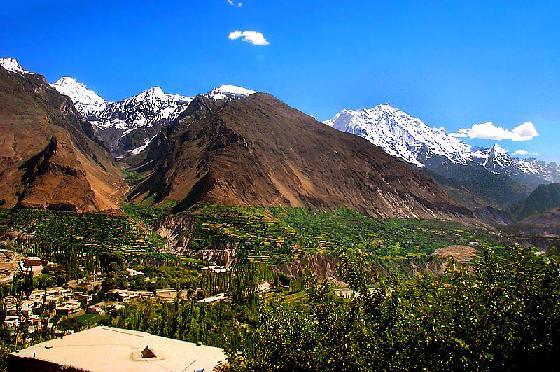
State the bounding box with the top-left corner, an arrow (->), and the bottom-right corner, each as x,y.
51,77 -> 106,118
0,57 -> 29,74
87,86 -> 192,157
205,84 -> 255,100
325,104 -> 560,187
471,144 -> 560,184
325,104 -> 473,167
51,76 -> 256,157
92,86 -> 192,131
471,144 -> 512,169
51,77 -> 193,156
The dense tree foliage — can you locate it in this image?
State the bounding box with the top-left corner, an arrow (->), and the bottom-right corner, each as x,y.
228,247 -> 560,371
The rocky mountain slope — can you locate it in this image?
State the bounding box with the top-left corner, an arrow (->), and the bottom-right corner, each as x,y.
520,208 -> 560,232
129,93 -> 471,220
0,58 -> 125,211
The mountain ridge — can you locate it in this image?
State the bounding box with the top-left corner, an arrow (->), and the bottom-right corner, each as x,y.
512,183 -> 560,220
50,75 -> 256,158
0,60 -> 126,212
129,93 -> 472,220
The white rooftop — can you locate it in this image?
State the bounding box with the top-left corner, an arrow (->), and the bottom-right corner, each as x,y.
10,326 -> 226,372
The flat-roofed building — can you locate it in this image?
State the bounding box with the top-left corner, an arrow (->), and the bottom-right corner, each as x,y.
24,257 -> 42,267
54,300 -> 81,316
8,326 -> 227,372
155,288 -> 177,302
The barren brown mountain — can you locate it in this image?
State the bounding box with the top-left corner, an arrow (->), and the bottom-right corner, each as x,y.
0,67 -> 126,211
131,93 -> 471,219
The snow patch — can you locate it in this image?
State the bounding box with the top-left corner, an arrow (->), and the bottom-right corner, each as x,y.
129,134 -> 159,155
0,58 -> 29,74
206,84 -> 256,100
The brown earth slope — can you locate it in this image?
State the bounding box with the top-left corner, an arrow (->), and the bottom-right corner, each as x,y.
131,94 -> 471,219
0,67 -> 126,211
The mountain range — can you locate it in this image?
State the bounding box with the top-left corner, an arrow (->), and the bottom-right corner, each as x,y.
47,71 -> 560,209
49,77 -> 260,160
0,58 -> 470,220
128,92 -> 470,219
324,105 -> 560,185
3,56 -> 560,229
325,105 -> 560,208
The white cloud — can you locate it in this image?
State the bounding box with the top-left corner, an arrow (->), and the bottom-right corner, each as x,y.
513,149 -> 539,156
226,0 -> 243,7
228,30 -> 270,46
450,121 -> 538,142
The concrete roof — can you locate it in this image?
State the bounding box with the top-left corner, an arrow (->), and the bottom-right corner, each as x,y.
11,326 -> 226,371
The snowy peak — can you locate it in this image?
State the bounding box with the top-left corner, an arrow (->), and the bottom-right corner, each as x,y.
86,86 -> 193,157
52,76 -> 105,104
206,84 -> 256,100
324,104 -> 473,167
326,104 -> 560,185
472,143 -> 512,168
51,77 -> 105,117
131,86 -> 167,102
489,143 -> 508,156
128,86 -> 191,105
0,57 -> 29,74
487,144 -> 513,168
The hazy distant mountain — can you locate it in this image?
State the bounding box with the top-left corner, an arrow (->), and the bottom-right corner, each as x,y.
512,183 -> 560,220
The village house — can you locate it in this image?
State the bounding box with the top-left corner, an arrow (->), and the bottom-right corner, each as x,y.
86,305 -> 105,315
55,300 -> 81,316
110,289 -> 154,302
4,316 -> 19,329
23,256 -> 43,275
197,292 -> 228,304
334,288 -> 356,299
202,265 -> 228,274
73,292 -> 92,305
4,296 -> 17,316
155,288 -> 177,302
19,300 -> 34,317
126,267 -> 144,277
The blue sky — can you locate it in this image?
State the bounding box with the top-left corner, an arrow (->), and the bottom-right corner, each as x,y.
1,0 -> 559,161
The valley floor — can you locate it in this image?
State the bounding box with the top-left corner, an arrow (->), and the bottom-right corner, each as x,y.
0,205 -> 558,370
